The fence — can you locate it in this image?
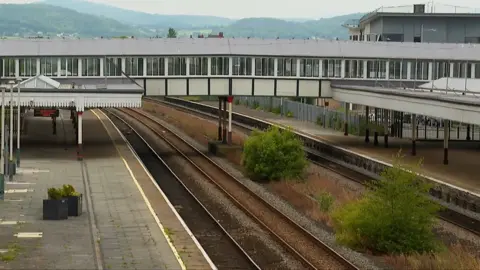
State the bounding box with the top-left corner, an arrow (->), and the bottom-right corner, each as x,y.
233,96 -> 479,140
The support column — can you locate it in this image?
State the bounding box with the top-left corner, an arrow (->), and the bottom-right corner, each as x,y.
77,111 -> 83,161
411,114 -> 417,156
217,97 -> 222,141
466,124 -> 471,140
384,109 -> 389,148
16,84 -> 20,168
8,84 -> 14,178
390,110 -> 395,137
373,108 -> 378,145
444,119 -> 449,165
0,87 -> 5,200
227,96 -> 233,144
222,97 -> 227,144
365,106 -> 370,143
344,102 -> 349,136
52,116 -> 57,135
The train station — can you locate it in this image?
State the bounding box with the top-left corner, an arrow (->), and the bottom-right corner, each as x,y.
0,33 -> 479,269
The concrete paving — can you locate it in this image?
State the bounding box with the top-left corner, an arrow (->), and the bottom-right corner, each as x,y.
203,101 -> 480,194
0,109 -> 185,269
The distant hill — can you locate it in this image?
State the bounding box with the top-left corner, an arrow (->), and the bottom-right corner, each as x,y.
41,0 -> 363,39
213,13 -> 364,39
42,0 -> 234,28
0,3 -> 145,37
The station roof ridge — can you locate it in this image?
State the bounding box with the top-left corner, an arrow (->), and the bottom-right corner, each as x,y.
0,37 -> 479,61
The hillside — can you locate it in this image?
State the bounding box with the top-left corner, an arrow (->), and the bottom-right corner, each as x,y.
0,3 -> 145,37
42,0 -> 234,28
213,13 -> 363,39
41,0 -> 363,39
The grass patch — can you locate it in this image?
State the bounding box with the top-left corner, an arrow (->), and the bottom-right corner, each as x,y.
0,243 -> 23,262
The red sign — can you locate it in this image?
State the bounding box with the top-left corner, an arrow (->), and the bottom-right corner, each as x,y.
227,96 -> 234,103
40,109 -> 57,117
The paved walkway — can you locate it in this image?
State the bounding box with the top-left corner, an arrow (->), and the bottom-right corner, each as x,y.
0,109 -> 204,269
203,101 -> 480,194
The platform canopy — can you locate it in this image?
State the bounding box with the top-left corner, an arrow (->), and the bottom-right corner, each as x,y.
418,77 -> 480,94
1,75 -> 143,111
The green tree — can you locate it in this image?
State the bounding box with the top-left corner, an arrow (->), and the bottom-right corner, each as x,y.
332,155 -> 442,254
242,126 -> 307,181
167,27 -> 177,38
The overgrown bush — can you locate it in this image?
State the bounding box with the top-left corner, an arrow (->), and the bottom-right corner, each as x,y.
332,156 -> 442,254
47,187 -> 64,200
316,191 -> 335,212
242,126 -> 307,181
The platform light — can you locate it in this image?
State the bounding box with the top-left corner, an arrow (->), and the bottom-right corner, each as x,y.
0,86 -> 5,200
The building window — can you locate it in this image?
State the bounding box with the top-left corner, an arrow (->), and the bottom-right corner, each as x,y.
40,57 -> 58,76
388,60 -> 407,79
255,58 -> 274,76
411,60 -> 428,80
323,59 -> 341,78
146,57 -> 165,76
189,57 -> 208,76
168,57 -> 187,76
81,58 -> 101,76
19,58 -> 36,77
344,60 -> 364,78
300,59 -> 319,77
432,61 -> 450,80
211,57 -> 229,75
232,57 -> 252,76
465,37 -> 480,43
277,58 -> 297,76
125,57 -> 144,76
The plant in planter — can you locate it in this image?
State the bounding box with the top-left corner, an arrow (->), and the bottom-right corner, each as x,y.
62,184 -> 83,217
43,187 -> 68,220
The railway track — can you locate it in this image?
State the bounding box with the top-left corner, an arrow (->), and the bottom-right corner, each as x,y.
111,107 -> 359,270
143,97 -> 480,237
104,108 -> 260,270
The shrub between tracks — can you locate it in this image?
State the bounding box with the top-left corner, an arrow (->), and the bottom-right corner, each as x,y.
242,126 -> 307,181
332,156 -> 442,254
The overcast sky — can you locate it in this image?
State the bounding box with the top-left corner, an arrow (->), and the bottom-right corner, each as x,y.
4,0 -> 480,19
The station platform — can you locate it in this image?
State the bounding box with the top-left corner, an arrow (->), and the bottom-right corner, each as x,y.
202,101 -> 480,195
0,109 -> 212,269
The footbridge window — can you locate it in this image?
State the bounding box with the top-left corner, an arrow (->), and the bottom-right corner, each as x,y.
125,57 -> 144,76
411,60 -> 428,80
189,57 -> 208,76
255,58 -> 274,76
344,60 -> 364,78
232,57 -> 252,76
277,58 -> 297,77
300,59 -> 320,77
322,59 -> 341,78
366,60 -> 387,79
81,58 -> 101,76
168,57 -> 187,76
452,61 -> 468,78
146,57 -> 165,76
211,57 -> 229,75
19,58 -> 37,77
59,58 -> 79,77
432,61 -> 450,80
3,58 -> 15,77
105,57 -> 122,76
388,60 -> 407,79
40,57 -> 59,76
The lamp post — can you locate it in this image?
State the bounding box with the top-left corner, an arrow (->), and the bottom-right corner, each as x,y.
0,86 -> 5,200
8,81 -> 14,179
16,78 -> 22,167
